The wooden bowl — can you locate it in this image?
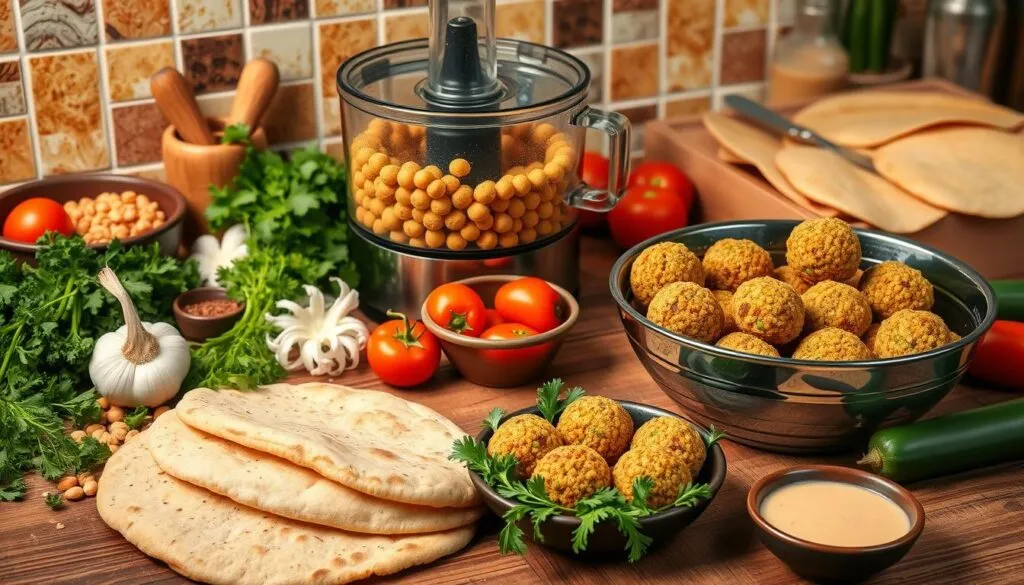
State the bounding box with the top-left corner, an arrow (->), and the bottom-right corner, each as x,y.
173,287 -> 245,342
471,401 -> 727,557
747,465 -> 925,582
0,174 -> 186,262
419,275 -> 579,388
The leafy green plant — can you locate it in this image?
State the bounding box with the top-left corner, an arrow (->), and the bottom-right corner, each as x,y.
45,492 -> 64,510
123,406 -> 148,430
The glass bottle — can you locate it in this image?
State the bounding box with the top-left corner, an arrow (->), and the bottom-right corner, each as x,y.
767,0 -> 849,105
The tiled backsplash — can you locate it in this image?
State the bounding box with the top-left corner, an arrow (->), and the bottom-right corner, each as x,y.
0,0 -> 795,186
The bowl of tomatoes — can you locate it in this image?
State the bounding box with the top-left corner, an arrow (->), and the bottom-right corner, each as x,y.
420,275 -> 579,388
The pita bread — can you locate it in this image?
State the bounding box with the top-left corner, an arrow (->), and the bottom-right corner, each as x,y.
176,383 -> 479,508
97,436 -> 475,585
792,91 -> 1024,148
148,411 -> 483,534
874,127 -> 1024,218
703,112 -> 839,217
775,145 -> 948,233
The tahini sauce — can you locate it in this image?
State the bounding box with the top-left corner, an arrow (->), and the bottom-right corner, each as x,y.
760,480 -> 910,547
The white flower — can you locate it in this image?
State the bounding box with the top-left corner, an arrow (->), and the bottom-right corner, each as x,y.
265,278 -> 369,377
189,224 -> 249,286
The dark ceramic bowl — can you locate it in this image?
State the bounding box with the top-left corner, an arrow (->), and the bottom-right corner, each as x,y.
420,275 -> 579,388
747,465 -> 925,582
0,174 -> 187,262
173,287 -> 245,342
610,220 -> 997,453
471,401 -> 727,557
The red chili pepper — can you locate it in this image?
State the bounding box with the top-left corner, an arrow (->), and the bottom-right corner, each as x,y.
968,320 -> 1024,389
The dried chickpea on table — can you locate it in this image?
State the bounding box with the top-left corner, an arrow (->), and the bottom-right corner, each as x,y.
63,191 -> 166,245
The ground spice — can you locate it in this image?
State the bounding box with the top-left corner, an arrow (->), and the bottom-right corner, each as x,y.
183,299 -> 242,317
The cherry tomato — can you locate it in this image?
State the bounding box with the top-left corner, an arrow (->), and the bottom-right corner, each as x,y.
607,185 -> 690,249
480,323 -> 551,365
969,320 -> 1024,389
494,277 -> 563,333
578,152 -> 610,229
2,198 -> 74,243
484,308 -> 506,329
425,283 -> 487,336
628,161 -> 695,209
367,311 -> 441,388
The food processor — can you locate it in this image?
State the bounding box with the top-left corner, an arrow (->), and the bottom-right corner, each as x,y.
337,0 -> 631,317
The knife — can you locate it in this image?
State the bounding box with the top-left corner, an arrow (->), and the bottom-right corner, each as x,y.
724,95 -> 877,174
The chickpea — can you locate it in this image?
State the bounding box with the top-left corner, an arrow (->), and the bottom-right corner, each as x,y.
523,210 -> 540,228
444,210 -> 467,231
57,476 -> 79,491
460,223 -> 481,242
507,166 -> 525,176
520,227 -> 537,244
512,174 -> 532,196
137,194 -> 151,207
452,185 -> 474,209
354,147 -> 375,167
136,219 -> 152,232
77,218 -> 92,233
499,232 -> 519,248
426,179 -> 447,200
393,202 -> 413,221
473,181 -> 497,204
510,124 -> 532,139
372,218 -> 387,235
368,199 -> 386,217
379,164 -> 400,187
413,169 -> 434,190
424,229 -> 446,248
98,216 -> 112,228
97,431 -> 111,444
441,174 -> 461,195
122,205 -> 138,222
449,158 -> 471,178
543,162 -> 565,182
477,231 -> 499,250
69,430 -> 86,444
494,213 -> 514,234
355,207 -> 366,225
121,191 -> 137,204
397,162 -> 420,189
553,153 -> 573,169
96,200 -> 110,213
375,182 -> 397,203
381,207 -> 401,231
361,210 -> 376,229
64,486 -> 86,502
430,196 -> 452,216
537,201 -> 554,219
467,202 -> 490,223
545,140 -> 567,161
67,208 -> 82,223
82,479 -> 98,497
367,152 -> 390,172
524,192 -> 541,210
410,189 -> 432,210
532,123 -> 558,144
393,187 -> 411,206
409,237 -> 427,248
541,183 -> 557,202
537,219 -> 555,236
526,161 -> 544,172
140,206 -> 155,221
124,429 -> 140,442
109,444 -> 120,454
552,203 -> 565,225
446,232 -> 468,250
390,230 -> 410,244
404,220 -> 425,239
508,198 -> 526,219
491,198 -> 510,213
412,208 -> 426,223
495,176 -> 515,200
422,211 -> 444,231
112,225 -> 130,240
513,218 -> 524,233
474,214 -> 495,231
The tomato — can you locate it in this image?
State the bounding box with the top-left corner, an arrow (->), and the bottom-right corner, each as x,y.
607,185 -> 690,249
484,308 -> 506,329
425,283 -> 487,336
480,323 -> 551,365
628,161 -> 695,209
578,152 -> 610,229
482,257 -> 513,269
968,321 -> 1024,389
494,277 -> 563,333
2,198 -> 74,243
367,311 -> 441,387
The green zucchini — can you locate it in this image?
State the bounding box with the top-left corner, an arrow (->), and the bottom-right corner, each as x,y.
859,399 -> 1024,483
846,0 -> 871,73
990,279 -> 1024,321
867,0 -> 888,72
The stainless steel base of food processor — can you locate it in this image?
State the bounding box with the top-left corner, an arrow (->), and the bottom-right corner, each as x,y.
351,220 -> 581,320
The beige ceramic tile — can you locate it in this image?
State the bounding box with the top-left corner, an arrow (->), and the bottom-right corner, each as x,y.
0,59 -> 24,116
725,0 -> 768,27
29,50 -> 110,174
318,18 -> 376,98
322,95 -> 340,136
125,165 -> 166,181
106,41 -> 174,102
496,0 -> 545,43
714,83 -> 764,110
383,11 -> 428,43
196,91 -> 234,119
0,0 -> 16,53
610,43 -> 659,100
250,23 -> 313,81
178,0 -> 242,33
262,82 -> 316,144
315,0 -> 374,17
20,0 -> 99,50
666,0 -> 715,91
611,10 -> 658,43
664,94 -> 711,118
104,0 -> 171,40
0,118 -> 35,183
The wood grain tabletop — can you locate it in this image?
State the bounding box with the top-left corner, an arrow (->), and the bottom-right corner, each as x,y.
2,235 -> 1021,585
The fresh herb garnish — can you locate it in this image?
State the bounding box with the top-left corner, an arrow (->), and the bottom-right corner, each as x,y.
44,492 -> 64,510
221,123 -> 251,145
536,379 -> 585,423
483,407 -> 505,433
122,406 -> 148,430
705,425 -> 726,445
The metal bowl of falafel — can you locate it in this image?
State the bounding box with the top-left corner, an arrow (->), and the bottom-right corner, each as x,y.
469,397 -> 727,559
610,219 -> 997,454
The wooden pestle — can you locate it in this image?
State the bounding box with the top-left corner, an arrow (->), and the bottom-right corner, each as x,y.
228,58 -> 280,132
151,68 -> 216,146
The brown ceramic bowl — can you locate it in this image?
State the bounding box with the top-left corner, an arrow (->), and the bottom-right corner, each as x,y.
0,174 -> 187,262
420,275 -> 579,388
173,287 -> 245,342
471,401 -> 727,558
747,465 -> 925,583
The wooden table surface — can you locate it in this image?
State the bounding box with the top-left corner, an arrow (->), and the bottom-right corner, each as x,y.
2,236 -> 1022,585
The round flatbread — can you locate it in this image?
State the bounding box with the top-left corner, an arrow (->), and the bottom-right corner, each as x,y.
792,91 -> 1024,148
873,127 -> 1024,219
176,383 -> 479,508
97,435 -> 475,585
148,411 -> 484,534
775,145 -> 948,233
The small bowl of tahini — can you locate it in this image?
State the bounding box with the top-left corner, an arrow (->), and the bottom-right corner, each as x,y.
746,465 -> 925,583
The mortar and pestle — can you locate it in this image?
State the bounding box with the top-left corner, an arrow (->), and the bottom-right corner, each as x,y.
155,59 -> 280,242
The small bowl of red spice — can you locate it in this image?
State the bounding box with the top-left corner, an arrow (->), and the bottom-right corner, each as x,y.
173,287 -> 245,342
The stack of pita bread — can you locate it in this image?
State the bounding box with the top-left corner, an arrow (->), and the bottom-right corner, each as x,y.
97,382 -> 482,585
703,91 -> 1024,234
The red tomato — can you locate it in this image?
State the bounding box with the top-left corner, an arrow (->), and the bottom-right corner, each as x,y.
484,308 -> 506,329
482,257 -> 513,269
425,283 -> 487,336
367,311 -> 441,387
578,152 -> 610,229
480,323 -> 551,365
2,198 -> 74,243
628,161 -> 695,209
494,277 -> 563,333
607,185 -> 690,249
969,321 -> 1024,388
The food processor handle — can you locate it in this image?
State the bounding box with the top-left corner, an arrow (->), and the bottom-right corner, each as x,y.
569,106 -> 632,213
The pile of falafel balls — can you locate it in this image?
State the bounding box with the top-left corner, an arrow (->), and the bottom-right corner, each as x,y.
487,396 -> 707,509
630,217 -> 962,361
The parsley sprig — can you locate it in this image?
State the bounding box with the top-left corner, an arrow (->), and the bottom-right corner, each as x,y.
536,378 -> 584,423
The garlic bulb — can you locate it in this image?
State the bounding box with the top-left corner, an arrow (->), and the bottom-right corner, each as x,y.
266,278 -> 369,376
89,267 -> 191,407
189,224 -> 248,286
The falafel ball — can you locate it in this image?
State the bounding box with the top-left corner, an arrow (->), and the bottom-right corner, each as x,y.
716,332 -> 781,357
613,448 -> 692,508
873,309 -> 953,358
802,281 -> 872,336
712,290 -> 737,334
862,323 -> 881,355
487,414 -> 565,477
732,277 -> 805,345
792,327 -> 873,361
773,265 -> 811,294
630,242 -> 705,306
557,396 -> 634,464
647,282 -> 725,343
702,239 -> 774,291
785,218 -> 861,283
859,261 -> 935,320
531,445 -> 611,508
631,417 -> 706,476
